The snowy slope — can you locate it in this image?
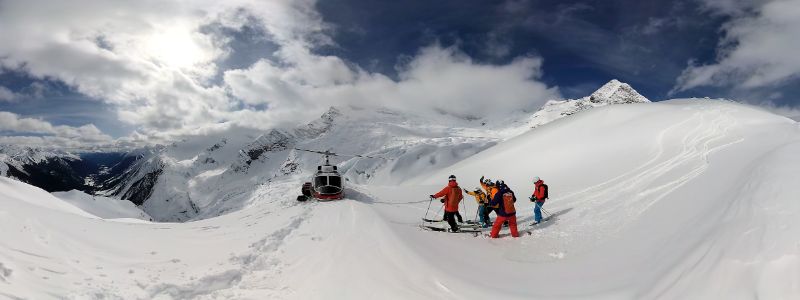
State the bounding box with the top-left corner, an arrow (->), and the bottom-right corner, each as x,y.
52,190 -> 152,221
1,98 -> 799,299
420,99 -> 800,298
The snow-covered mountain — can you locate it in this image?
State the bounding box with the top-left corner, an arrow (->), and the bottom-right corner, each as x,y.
2,96 -> 798,299
0,145 -> 85,191
95,80 -> 650,221
0,145 -> 135,193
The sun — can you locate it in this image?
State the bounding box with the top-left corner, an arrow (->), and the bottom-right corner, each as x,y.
144,25 -> 213,71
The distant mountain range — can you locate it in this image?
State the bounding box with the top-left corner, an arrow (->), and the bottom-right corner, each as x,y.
0,80 -> 650,221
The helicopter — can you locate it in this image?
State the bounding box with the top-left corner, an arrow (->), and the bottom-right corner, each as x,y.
294,148 -> 377,201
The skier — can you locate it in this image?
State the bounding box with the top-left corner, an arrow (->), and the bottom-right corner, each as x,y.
464,187 -> 491,227
480,176 -> 500,219
479,176 -> 498,198
529,176 -> 549,225
488,180 -> 519,238
430,175 -> 464,232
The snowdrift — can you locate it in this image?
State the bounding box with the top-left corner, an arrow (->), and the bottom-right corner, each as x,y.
52,190 -> 152,221
1,99 -> 799,299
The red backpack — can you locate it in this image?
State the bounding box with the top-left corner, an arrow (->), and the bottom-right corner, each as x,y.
502,192 -> 516,214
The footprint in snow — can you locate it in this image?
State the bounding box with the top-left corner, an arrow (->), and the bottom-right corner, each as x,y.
0,262 -> 12,282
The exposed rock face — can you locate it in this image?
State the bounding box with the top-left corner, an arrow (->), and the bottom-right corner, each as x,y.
588,79 -> 650,104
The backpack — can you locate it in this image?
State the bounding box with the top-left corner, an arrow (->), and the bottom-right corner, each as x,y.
502,192 -> 516,214
541,184 -> 548,199
533,183 -> 549,201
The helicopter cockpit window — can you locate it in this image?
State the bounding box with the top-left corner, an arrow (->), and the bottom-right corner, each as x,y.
315,176 -> 327,186
328,176 -> 341,187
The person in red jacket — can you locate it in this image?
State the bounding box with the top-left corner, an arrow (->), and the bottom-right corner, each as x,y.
430,175 -> 464,232
529,176 -> 549,224
488,180 -> 519,238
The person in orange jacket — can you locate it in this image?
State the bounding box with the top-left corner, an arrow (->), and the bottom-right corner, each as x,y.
430,175 -> 464,232
480,176 -> 498,199
480,176 -> 500,223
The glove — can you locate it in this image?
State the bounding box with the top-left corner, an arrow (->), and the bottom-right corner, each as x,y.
440,199 -> 445,203
529,196 -> 536,202
429,195 -> 435,199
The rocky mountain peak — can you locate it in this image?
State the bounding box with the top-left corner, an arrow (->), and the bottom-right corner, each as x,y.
588,79 -> 650,104
296,106 -> 342,139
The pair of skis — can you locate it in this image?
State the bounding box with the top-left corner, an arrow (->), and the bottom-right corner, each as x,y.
421,218 -> 553,238
420,218 -> 484,234
528,216 -> 552,227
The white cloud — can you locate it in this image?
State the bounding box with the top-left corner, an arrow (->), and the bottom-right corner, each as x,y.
0,0 -> 326,130
0,86 -> 18,102
0,0 -> 560,146
0,111 -> 113,147
674,0 -> 800,92
223,44 -> 559,129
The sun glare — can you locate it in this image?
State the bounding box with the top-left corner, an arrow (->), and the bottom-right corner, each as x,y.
144,26 -> 209,70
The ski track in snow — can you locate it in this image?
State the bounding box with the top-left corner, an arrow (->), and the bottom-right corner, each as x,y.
554,104 -> 743,236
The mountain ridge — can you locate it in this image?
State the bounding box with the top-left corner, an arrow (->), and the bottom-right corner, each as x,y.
0,79 -> 656,221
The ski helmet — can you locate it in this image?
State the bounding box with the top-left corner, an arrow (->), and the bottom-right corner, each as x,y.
532,176 -> 540,183
448,174 -> 456,181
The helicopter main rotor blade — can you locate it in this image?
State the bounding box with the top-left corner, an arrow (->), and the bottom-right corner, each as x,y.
328,153 -> 384,159
294,148 -> 336,156
294,148 -> 384,159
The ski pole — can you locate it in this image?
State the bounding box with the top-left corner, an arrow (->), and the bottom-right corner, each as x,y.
534,202 -> 551,218
424,196 -> 433,220
461,198 -> 467,222
538,203 -> 553,217
540,204 -> 552,216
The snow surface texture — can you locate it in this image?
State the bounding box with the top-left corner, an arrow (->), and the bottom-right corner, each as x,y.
1,99 -> 799,299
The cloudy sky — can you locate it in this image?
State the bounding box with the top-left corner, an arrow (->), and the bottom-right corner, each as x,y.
1,0 -> 798,148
